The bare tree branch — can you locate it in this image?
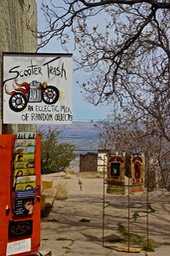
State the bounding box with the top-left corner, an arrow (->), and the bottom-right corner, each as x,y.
37,0 -> 170,142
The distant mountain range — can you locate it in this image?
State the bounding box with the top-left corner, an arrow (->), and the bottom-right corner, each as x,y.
58,122 -> 102,153
40,122 -> 102,154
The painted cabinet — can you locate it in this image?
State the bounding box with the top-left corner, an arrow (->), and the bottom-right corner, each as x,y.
107,154 -> 145,195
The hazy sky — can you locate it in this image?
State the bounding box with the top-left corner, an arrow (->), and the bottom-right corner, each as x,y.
37,1 -> 112,122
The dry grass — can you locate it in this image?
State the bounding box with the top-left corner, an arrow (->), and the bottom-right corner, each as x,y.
54,182 -> 70,200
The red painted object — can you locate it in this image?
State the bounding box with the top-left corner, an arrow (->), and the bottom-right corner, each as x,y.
0,134 -> 41,256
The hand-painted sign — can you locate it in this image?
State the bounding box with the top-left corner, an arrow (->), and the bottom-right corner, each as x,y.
3,53 -> 73,124
6,238 -> 31,255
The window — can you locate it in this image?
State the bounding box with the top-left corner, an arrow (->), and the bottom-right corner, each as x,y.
110,163 -> 120,177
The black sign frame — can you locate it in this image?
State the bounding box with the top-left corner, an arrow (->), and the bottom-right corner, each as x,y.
8,220 -> 33,238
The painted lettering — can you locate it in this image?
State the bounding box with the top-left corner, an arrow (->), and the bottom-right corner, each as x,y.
3,65 -> 20,84
4,60 -> 42,84
43,61 -> 67,79
61,105 -> 72,113
21,114 -> 29,121
35,105 -> 59,112
11,223 -> 31,235
28,105 -> 34,111
54,113 -> 73,121
31,113 -> 53,121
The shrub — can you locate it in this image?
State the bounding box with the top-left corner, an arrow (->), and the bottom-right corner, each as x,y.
39,128 -> 76,174
55,182 -> 69,200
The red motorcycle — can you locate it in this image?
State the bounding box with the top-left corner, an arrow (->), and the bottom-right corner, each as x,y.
5,80 -> 60,112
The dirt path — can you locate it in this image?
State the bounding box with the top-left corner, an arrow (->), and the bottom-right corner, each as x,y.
40,174 -> 170,256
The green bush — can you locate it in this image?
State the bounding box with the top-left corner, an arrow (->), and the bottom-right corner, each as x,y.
142,239 -> 156,252
39,128 -> 76,174
117,223 -> 156,251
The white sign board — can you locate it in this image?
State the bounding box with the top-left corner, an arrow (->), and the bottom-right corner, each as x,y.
6,238 -> 31,255
3,53 -> 73,124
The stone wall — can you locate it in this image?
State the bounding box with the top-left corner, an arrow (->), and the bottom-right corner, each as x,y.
0,0 -> 37,133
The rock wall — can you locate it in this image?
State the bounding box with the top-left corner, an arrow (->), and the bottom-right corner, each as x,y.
0,0 -> 37,133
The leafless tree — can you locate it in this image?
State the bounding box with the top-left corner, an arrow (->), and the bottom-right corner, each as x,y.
98,112 -> 170,190
38,0 -> 170,141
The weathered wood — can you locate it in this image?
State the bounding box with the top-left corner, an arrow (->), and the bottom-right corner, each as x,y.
0,0 -> 37,133
114,246 -> 142,253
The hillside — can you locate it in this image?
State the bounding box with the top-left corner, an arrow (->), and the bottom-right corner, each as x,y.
39,122 -> 102,154
58,122 -> 101,153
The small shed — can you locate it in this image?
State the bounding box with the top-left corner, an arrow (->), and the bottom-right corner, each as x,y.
79,152 -> 97,172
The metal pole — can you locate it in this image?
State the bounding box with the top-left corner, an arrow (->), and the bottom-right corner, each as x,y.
101,155 -> 107,247
127,175 -> 131,252
146,162 -> 149,246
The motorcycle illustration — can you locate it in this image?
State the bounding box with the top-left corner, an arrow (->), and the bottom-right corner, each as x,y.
5,80 -> 60,112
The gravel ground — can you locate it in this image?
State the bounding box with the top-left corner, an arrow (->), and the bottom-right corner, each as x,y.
39,173 -> 170,256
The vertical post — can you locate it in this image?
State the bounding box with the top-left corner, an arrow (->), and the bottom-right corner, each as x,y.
146,159 -> 149,247
0,0 -> 37,134
2,124 -> 8,134
102,154 -> 107,247
127,175 -> 131,252
102,161 -> 105,247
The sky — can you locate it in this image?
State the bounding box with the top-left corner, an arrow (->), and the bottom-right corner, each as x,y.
37,1 -> 112,122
